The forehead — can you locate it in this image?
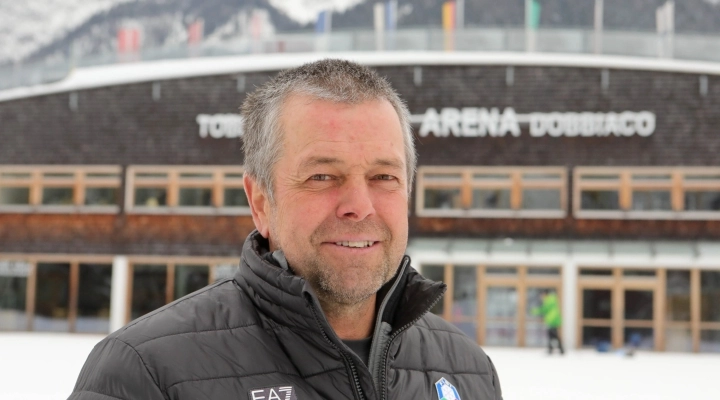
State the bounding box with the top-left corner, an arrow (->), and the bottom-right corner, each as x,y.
277,94 -> 405,164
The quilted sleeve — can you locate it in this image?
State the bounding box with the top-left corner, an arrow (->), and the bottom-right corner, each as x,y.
68,337 -> 166,400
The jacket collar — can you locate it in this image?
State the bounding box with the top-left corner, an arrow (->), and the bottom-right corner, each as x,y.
233,231 -> 446,335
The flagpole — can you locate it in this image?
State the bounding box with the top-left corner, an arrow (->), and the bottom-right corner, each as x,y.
374,3 -> 385,51
594,0 -> 603,54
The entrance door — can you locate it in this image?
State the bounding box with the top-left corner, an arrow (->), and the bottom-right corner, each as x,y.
578,268 -> 659,350
623,289 -> 655,349
525,286 -> 558,347
481,266 -> 563,347
484,286 -> 517,346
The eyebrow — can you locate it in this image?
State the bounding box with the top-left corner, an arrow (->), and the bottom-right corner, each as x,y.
299,156 -> 404,170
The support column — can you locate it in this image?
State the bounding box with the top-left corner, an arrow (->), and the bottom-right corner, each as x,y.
110,256 -> 129,333
562,259 -> 578,350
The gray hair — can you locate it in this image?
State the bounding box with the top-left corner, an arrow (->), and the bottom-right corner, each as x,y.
241,59 -> 416,202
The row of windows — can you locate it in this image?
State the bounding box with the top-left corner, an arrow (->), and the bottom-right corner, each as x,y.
418,166 -> 720,219
0,258 -> 238,333
2,165 -> 720,219
0,165 -> 249,214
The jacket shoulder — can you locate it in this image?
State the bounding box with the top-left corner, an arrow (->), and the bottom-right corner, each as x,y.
70,279 -> 272,399
114,278 -> 259,347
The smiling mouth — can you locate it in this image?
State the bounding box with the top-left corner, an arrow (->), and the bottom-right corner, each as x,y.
334,241 -> 375,248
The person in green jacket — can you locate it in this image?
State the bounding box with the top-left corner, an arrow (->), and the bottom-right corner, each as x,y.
533,290 -> 565,355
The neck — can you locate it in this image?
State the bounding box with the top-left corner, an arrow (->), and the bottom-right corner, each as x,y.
319,294 -> 377,340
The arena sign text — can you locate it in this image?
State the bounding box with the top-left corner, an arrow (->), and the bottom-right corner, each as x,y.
415,107 -> 656,138
196,114 -> 244,138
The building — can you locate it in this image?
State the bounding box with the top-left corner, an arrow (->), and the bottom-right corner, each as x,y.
1,52 -> 719,353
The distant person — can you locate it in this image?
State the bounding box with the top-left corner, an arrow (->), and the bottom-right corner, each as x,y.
533,289 -> 564,355
68,59 -> 502,399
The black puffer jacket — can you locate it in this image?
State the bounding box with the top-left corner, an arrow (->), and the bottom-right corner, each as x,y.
69,232 -> 502,400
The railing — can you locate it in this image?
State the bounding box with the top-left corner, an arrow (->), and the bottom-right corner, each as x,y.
3,26 -> 720,92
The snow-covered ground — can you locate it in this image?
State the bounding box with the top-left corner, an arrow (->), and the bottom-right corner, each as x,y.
1,332 -> 719,399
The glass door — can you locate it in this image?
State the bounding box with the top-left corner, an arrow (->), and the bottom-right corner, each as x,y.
579,268 -> 659,350
623,289 -> 655,349
451,265 -> 478,341
580,288 -> 613,348
33,263 -> 71,332
525,286 -> 555,347
485,286 -> 517,346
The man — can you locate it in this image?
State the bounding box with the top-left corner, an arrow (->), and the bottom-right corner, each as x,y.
69,59 -> 502,400
533,290 -> 564,355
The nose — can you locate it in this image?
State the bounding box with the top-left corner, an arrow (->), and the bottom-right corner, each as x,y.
336,176 -> 375,221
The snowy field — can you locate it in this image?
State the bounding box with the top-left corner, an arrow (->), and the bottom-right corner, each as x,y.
2,332 -> 719,400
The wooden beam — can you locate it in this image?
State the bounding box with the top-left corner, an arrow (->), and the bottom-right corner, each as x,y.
517,266 -> 527,347
691,269 -> 701,353
74,171 -> 85,206
510,171 -> 522,210
167,171 -> 179,207
612,268 -> 624,349
478,265 -> 487,346
576,285 -> 584,348
620,172 -> 632,210
655,268 -> 666,351
68,262 -> 79,333
671,171 -> 683,212
166,264 -> 176,304
443,264 -> 454,321
461,170 -> 472,209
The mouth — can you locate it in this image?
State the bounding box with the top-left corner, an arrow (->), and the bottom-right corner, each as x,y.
332,240 -> 376,248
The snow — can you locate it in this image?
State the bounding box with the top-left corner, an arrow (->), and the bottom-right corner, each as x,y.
0,0 -> 135,64
268,0 -> 366,25
1,332 -> 719,399
4,51 -> 720,104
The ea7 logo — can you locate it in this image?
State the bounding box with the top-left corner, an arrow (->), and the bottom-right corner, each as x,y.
248,385 -> 297,400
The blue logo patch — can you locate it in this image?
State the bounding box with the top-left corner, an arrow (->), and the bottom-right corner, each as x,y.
435,377 -> 461,400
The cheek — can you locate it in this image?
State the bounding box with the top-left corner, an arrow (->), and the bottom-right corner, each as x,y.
374,194 -> 409,231
276,192 -> 335,229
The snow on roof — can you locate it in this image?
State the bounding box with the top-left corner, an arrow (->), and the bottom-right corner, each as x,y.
3,51 -> 720,103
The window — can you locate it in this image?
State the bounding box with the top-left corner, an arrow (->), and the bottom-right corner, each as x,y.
128,258 -> 239,321
416,166 -> 566,218
574,167 -> 720,219
0,166 -> 121,213
126,166 -> 248,214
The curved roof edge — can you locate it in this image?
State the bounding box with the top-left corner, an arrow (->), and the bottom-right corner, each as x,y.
3,51 -> 720,103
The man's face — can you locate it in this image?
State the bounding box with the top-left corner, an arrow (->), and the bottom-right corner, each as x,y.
247,93 -> 409,307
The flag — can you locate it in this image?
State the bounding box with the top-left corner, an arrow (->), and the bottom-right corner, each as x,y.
315,10 -> 332,34
117,27 -> 141,53
188,19 -> 204,45
526,0 -> 541,30
442,1 -> 456,32
385,0 -> 397,32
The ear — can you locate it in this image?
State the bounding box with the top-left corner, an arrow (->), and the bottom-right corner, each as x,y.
243,173 -> 271,238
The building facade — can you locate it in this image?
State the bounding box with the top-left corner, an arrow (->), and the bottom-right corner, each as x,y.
1,53 -> 719,353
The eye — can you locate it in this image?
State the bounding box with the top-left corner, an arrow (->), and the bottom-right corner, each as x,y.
309,174 -> 333,181
374,174 -> 396,181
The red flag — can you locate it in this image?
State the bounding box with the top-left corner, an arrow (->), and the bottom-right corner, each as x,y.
117,27 -> 141,53
188,19 -> 204,45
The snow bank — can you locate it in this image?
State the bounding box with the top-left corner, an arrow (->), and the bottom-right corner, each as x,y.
1,332 -> 718,399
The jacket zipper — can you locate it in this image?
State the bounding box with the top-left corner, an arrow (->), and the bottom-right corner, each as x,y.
378,290 -> 445,400
308,298 -> 366,400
